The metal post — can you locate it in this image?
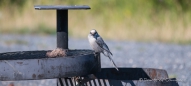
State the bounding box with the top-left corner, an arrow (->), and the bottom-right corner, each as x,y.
34,5 -> 91,86
57,10 -> 68,49
57,10 -> 68,86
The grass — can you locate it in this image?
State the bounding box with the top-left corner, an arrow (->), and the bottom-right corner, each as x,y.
4,40 -> 28,45
0,0 -> 191,44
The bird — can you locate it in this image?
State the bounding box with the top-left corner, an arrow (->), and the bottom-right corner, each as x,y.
88,29 -> 119,71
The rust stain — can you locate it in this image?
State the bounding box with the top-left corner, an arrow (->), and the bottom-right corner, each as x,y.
32,74 -> 36,79
8,82 -> 14,86
149,69 -> 157,79
17,62 -> 23,64
158,71 -> 161,78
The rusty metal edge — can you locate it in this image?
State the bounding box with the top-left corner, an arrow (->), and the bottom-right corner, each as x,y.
83,68 -> 169,80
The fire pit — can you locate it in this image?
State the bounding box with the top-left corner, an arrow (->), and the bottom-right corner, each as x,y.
0,50 -> 100,81
0,5 -> 179,86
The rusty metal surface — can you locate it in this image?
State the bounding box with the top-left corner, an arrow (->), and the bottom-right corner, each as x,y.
34,5 -> 90,10
85,68 -> 168,80
0,50 -> 100,81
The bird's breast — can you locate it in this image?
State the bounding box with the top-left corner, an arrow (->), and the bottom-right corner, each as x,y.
88,35 -> 102,52
88,35 -> 96,46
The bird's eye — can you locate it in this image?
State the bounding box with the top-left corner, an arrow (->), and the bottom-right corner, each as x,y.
90,32 -> 94,35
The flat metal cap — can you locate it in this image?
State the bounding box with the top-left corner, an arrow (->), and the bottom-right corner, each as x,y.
34,5 -> 90,10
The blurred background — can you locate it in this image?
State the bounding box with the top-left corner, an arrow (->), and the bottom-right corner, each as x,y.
0,0 -> 191,86
0,0 -> 191,43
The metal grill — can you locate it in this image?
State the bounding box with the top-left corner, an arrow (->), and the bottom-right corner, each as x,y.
58,68 -> 179,86
0,5 -> 180,86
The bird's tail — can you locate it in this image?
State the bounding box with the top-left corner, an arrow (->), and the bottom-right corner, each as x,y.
103,51 -> 119,71
108,55 -> 119,71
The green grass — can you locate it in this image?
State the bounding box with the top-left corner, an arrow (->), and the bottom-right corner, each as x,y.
0,23 -> 56,35
4,40 -> 28,45
0,0 -> 191,44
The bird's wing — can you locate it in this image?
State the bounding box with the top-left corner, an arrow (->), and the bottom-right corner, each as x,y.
96,36 -> 113,55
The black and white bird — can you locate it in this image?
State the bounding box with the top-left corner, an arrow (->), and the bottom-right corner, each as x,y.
88,29 -> 119,71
